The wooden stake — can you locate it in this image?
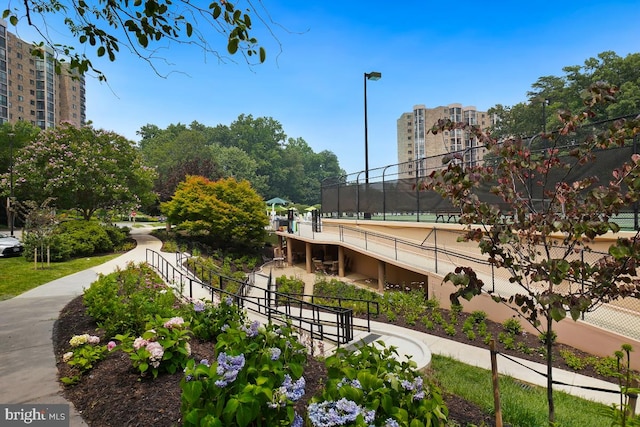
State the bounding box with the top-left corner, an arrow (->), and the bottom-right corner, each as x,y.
490,338 -> 503,427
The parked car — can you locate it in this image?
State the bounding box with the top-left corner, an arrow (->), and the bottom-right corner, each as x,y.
0,233 -> 24,257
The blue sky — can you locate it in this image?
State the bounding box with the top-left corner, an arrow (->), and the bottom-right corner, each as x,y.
11,1 -> 640,175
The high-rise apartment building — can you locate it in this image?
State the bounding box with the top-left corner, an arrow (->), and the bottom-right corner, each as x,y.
0,21 -> 86,128
397,104 -> 493,178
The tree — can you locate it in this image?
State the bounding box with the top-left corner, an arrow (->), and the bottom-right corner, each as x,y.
0,121 -> 41,228
136,117 -> 344,205
3,1 -> 268,80
211,145 -> 268,195
161,175 -> 268,250
138,124 -> 220,202
7,123 -> 157,220
423,83 -> 640,424
490,51 -> 640,139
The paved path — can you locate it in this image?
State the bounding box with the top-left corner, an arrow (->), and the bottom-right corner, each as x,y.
0,226 -> 626,427
0,227 -> 161,426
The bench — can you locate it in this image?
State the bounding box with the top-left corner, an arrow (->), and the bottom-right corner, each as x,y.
435,209 -> 460,223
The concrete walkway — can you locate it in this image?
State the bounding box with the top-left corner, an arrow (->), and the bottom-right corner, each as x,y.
0,226 -> 625,427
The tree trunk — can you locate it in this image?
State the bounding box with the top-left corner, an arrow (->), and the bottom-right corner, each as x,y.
546,315 -> 555,424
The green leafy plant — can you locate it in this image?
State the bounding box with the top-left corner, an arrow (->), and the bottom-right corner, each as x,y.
311,341 -> 448,426
60,334 -> 113,385
181,296 -> 247,342
502,318 -> 523,336
498,332 -> 517,350
83,262 -> 176,337
117,315 -> 192,378
181,320 -> 308,426
597,344 -> 640,426
560,349 -> 587,371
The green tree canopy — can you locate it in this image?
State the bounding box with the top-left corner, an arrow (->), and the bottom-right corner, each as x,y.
489,51 -> 640,139
161,175 -> 268,250
3,1 -> 267,80
6,123 -> 156,220
137,116 -> 345,205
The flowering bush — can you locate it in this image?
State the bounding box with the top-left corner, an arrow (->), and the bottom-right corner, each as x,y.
60,334 -> 112,385
309,341 -> 449,426
83,263 -> 176,337
181,296 -> 247,341
181,320 -> 308,426
117,315 -> 192,378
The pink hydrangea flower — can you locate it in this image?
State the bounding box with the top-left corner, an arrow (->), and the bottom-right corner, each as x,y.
87,335 -> 100,344
107,341 -> 116,351
133,337 -> 148,351
163,317 -> 184,329
146,342 -> 164,368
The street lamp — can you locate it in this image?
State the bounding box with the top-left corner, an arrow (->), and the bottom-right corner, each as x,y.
542,98 -> 549,134
364,71 -> 381,184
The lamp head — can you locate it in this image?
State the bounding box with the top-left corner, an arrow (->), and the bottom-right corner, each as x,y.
365,71 -> 382,81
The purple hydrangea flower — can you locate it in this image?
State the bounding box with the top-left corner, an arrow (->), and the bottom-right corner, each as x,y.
214,352 -> 245,387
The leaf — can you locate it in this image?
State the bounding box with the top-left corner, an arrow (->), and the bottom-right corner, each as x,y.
227,38 -> 239,54
550,305 -> 567,322
183,381 -> 203,404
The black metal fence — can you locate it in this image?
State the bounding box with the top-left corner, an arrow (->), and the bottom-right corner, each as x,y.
321,116 -> 640,229
146,248 -> 359,345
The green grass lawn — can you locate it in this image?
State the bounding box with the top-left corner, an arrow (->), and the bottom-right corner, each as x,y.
0,254 -> 120,300
429,354 -> 614,427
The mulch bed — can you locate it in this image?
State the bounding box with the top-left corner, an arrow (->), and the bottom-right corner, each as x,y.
53,296 -> 619,426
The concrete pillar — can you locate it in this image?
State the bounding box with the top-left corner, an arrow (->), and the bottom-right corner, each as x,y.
305,243 -> 313,273
378,260 -> 385,292
286,238 -> 293,266
338,246 -> 345,277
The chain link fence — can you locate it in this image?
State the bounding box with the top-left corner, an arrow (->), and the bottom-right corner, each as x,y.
319,115 -> 640,340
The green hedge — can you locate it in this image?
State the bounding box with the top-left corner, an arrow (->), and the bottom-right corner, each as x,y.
23,221 -> 130,262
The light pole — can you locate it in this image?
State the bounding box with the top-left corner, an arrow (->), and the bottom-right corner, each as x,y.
364,71 -> 381,184
542,98 -> 549,134
8,132 -> 14,236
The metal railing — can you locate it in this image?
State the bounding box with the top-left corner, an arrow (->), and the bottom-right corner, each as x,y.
146,248 -> 360,345
286,222 -> 640,341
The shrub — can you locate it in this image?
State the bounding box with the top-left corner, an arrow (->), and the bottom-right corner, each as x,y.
180,296 -> 247,342
24,220 -> 129,261
276,275 -> 305,296
312,341 -> 448,426
502,318 -> 523,335
117,315 -> 192,378
83,263 -> 176,337
470,310 -> 488,323
560,349 -> 586,371
60,334 -> 113,385
181,320 -> 308,426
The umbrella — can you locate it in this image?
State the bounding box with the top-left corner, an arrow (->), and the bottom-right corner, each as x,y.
304,206 -> 317,211
265,197 -> 288,205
